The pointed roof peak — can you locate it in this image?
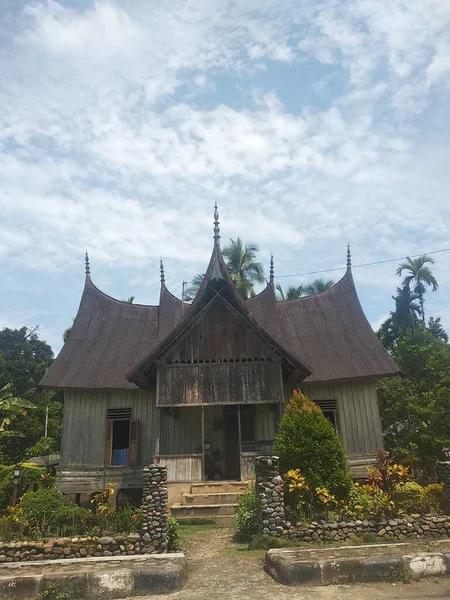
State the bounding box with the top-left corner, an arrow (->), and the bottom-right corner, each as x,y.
347,243 -> 352,270
85,251 -> 90,277
269,253 -> 274,283
213,202 -> 220,247
160,258 -> 165,286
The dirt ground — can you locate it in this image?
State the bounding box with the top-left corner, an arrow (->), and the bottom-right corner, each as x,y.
141,527 -> 450,600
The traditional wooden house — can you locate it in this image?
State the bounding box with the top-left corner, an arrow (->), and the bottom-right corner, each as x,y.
41,206 -> 398,509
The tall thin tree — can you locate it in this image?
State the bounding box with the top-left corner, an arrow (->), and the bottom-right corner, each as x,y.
222,238 -> 265,299
396,255 -> 438,322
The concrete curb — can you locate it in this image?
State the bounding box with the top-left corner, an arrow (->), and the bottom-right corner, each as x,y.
266,548 -> 450,586
0,553 -> 186,599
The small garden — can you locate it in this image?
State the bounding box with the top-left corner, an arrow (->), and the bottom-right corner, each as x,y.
235,391 -> 446,548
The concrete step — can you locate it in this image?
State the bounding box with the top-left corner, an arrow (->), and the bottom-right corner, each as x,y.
181,492 -> 241,506
171,503 -> 238,517
190,481 -> 249,494
175,514 -> 237,526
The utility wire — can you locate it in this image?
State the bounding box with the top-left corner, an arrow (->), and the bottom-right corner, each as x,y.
275,247 -> 450,279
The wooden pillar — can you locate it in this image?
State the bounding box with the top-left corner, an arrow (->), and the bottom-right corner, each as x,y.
201,405 -> 205,482
154,409 -> 161,458
237,404 -> 242,481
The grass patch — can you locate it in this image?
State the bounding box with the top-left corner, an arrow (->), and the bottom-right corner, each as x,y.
178,522 -> 217,545
383,565 -> 413,584
219,545 -> 266,560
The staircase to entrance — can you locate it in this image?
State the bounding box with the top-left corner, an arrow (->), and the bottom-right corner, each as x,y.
170,481 -> 249,526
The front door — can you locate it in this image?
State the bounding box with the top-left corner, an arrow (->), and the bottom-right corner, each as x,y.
223,406 -> 240,479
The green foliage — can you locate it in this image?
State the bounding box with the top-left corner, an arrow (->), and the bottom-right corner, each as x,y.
421,483 -> 445,514
343,483 -> 394,520
0,328 -> 62,464
106,505 -> 142,534
275,391 -> 351,499
222,238 -> 266,299
235,485 -> 259,542
167,516 -> 181,551
24,437 -> 57,460
37,584 -> 74,600
392,482 -> 424,513
378,326 -> 450,477
247,534 -> 299,550
17,488 -> 93,537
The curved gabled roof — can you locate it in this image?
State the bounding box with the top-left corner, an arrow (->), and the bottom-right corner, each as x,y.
248,269 -> 398,382
40,276 -> 162,389
41,253 -> 398,390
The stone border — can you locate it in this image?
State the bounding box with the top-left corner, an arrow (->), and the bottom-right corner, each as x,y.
0,552 -> 186,599
287,515 -> 450,543
266,548 -> 450,586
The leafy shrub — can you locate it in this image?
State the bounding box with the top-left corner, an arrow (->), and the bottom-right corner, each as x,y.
275,391 -> 351,499
421,483 -> 445,514
343,483 -> 394,520
392,482 -> 424,513
167,516 -> 181,551
18,488 -> 92,537
235,485 -> 259,542
105,505 -> 143,534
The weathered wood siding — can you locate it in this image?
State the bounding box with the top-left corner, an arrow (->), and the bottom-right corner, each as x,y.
156,297 -> 284,406
153,455 -> 202,482
61,390 -> 157,467
159,407 -> 202,454
299,379 -> 383,454
157,362 -> 283,406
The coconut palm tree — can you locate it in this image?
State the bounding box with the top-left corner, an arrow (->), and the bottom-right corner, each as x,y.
396,255 -> 438,323
184,273 -> 205,302
304,278 -> 335,295
222,238 -> 266,299
276,283 -> 305,301
378,286 -> 422,350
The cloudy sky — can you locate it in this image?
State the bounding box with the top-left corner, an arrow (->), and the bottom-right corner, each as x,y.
1,0 -> 450,354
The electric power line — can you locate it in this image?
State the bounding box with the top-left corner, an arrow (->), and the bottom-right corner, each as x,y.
275,247 -> 450,279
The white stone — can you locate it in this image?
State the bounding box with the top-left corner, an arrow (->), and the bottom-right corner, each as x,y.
406,553 -> 446,576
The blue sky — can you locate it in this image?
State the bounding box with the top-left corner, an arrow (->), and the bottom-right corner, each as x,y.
1,0 -> 450,354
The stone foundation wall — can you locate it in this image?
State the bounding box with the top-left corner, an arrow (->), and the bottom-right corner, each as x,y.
0,534 -> 154,563
286,515 -> 450,543
0,464 -> 170,564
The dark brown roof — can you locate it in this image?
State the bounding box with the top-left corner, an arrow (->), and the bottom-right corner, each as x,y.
127,242 -> 313,388
41,254 -> 398,390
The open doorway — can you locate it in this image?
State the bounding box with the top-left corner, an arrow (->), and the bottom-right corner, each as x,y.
223,406 -> 240,479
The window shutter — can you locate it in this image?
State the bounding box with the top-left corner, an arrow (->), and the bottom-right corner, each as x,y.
129,419 -> 140,466
105,420 -> 113,466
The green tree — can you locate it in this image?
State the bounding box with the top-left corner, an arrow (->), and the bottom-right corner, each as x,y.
304,278 -> 334,295
274,391 -> 351,499
0,380 -> 35,437
222,238 -> 265,299
184,273 -> 205,302
378,325 -> 450,477
275,283 -> 305,301
396,255 -> 438,322
378,286 -> 422,351
0,328 -> 62,464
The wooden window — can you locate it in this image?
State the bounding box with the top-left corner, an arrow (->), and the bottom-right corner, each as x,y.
104,409 -> 139,466
314,399 -> 338,431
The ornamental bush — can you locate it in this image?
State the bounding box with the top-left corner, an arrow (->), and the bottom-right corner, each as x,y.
421,483 -> 445,514
235,485 -> 259,541
392,482 -> 424,513
275,391 -> 351,499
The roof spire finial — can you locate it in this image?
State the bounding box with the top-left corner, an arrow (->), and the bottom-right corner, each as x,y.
269,253 -> 274,283
160,258 -> 165,285
347,243 -> 352,270
213,202 -> 220,246
85,251 -> 90,277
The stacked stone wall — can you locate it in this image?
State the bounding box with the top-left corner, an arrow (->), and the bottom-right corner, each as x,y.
0,464 -> 169,563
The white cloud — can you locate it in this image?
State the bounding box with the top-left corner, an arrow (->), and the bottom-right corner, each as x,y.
0,0 -> 450,348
